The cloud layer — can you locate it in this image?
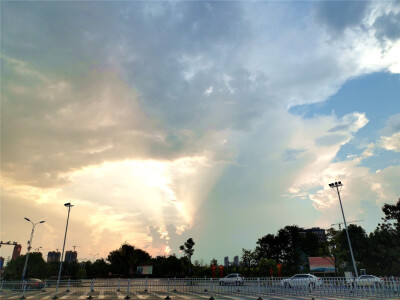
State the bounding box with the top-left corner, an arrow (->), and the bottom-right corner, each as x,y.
1,1 -> 399,262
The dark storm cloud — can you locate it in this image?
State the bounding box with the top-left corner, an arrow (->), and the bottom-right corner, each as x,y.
374,11 -> 400,42
313,0 -> 370,34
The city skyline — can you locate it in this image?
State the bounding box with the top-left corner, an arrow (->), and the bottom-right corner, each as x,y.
1,1 -> 399,265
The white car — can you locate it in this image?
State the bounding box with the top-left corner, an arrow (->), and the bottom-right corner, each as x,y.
281,274 -> 322,288
219,273 -> 244,286
353,275 -> 384,287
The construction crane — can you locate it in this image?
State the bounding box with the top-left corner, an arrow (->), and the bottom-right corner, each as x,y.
72,245 -> 79,251
0,241 -> 18,247
331,219 -> 364,230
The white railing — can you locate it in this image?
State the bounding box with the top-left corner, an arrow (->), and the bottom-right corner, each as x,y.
0,277 -> 399,299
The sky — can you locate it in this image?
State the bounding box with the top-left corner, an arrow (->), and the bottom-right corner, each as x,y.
1,1 -> 399,267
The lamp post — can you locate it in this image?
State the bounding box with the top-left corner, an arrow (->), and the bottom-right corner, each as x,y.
329,181 -> 358,278
53,203 -> 74,299
21,218 -> 45,281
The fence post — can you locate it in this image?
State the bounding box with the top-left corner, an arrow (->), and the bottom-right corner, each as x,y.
144,277 -> 148,292
204,276 -> 207,292
257,278 -> 262,300
208,278 -> 214,300
124,279 -> 130,300
0,280 -> 3,293
393,276 -> 399,296
117,279 -> 120,292
42,279 -> 47,292
165,278 -> 171,300
87,279 -> 94,300
66,279 -> 71,292
173,277 -> 177,292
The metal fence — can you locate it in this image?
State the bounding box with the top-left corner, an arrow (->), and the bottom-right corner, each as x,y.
0,277 -> 399,299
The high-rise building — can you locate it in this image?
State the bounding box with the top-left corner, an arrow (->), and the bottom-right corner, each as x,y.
65,251 -> 78,263
12,244 -> 22,260
47,251 -> 61,263
233,256 -> 239,266
299,227 -> 327,243
224,256 -> 229,267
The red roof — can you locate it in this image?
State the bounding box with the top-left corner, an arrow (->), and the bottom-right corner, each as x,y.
308,257 -> 335,266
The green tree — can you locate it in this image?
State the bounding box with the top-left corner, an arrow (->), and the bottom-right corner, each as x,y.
300,231 -> 320,257
179,238 -> 195,276
366,198 -> 400,275
3,253 -> 48,280
255,234 -> 280,262
107,244 -> 151,277
88,259 -> 111,278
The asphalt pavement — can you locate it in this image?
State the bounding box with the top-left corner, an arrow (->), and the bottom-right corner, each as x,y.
0,290 -> 398,300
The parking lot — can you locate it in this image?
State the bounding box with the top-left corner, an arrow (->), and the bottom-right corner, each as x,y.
1,290 -> 398,300
1,278 -> 399,300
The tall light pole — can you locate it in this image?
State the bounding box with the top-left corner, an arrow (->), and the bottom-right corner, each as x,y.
53,202 -> 74,299
329,181 -> 359,278
21,218 -> 45,281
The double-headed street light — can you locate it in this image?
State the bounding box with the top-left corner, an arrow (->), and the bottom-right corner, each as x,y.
21,218 -> 46,281
53,202 -> 74,300
329,181 -> 358,278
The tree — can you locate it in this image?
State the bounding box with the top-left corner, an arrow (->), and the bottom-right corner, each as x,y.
255,234 -> 280,262
210,258 -> 218,266
366,198 -> 400,275
241,248 -> 256,267
3,253 -> 48,280
89,259 -> 111,278
107,243 -> 151,277
180,238 -> 195,276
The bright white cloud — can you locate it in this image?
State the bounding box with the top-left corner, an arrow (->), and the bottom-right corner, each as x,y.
379,132 -> 400,152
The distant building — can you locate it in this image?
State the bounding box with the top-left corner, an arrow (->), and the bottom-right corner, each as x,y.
137,265 -> 153,275
299,227 -> 326,243
224,256 -> 229,267
233,256 -> 239,266
0,256 -> 4,268
65,251 -> 78,263
47,251 -> 61,263
12,244 -> 22,260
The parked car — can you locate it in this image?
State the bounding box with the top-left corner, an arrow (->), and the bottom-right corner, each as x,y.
353,275 -> 384,287
219,273 -> 244,286
26,278 -> 45,289
281,274 -> 322,288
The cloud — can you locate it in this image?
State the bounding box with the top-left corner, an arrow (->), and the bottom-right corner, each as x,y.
1,1 -> 400,262
313,1 -> 370,34
282,149 -> 307,162
374,11 -> 400,42
380,113 -> 400,135
379,132 -> 400,152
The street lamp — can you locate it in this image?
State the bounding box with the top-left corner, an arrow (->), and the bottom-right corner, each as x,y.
53,202 -> 74,299
329,181 -> 359,278
21,218 -> 45,281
